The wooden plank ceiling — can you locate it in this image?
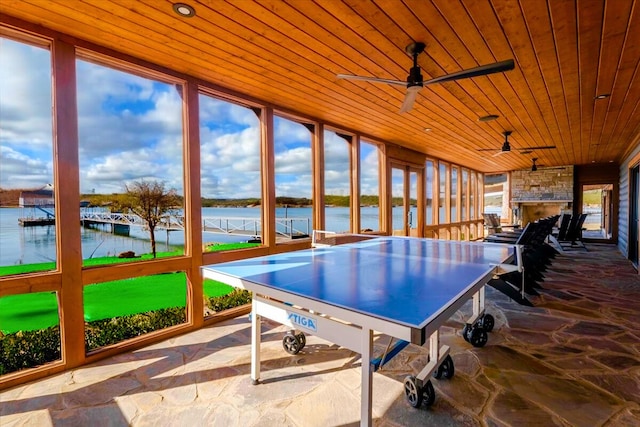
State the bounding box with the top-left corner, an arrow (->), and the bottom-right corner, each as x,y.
1,0 -> 638,173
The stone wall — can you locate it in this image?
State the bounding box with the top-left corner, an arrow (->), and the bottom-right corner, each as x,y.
511,166 -> 574,225
511,166 -> 573,201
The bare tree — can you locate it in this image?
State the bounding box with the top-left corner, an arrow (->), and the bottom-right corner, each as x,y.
123,180 -> 181,258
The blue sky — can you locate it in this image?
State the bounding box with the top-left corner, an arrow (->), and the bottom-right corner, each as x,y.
0,37 -> 380,199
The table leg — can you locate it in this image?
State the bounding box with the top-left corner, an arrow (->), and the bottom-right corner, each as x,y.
251,298 -> 261,385
360,327 -> 373,427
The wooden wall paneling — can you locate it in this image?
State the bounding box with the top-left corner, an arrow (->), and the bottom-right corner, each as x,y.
2,1 -> 638,174
184,80 -> 203,328
591,0 -> 635,163
430,0 -> 521,123
402,0 -> 516,137
600,8 -> 640,164
548,0 -> 581,165
261,107 -> 276,247
51,38 -> 84,368
462,0 -> 556,158
577,1 -> 605,165
491,1 -> 562,161
519,1 -> 572,162
217,0 -> 421,136
22,0 -> 402,148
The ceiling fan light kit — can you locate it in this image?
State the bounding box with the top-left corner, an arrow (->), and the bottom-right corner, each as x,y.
477,130 -> 557,159
337,41 -> 515,113
501,130 -> 512,152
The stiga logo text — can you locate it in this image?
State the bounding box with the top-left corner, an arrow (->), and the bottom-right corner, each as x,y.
287,312 -> 317,332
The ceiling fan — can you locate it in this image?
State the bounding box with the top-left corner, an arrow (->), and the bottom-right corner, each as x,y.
336,42 -> 515,113
477,131 -> 556,157
529,158 -> 566,171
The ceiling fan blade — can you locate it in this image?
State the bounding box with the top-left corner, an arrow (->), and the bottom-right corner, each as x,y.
477,148 -> 498,151
424,59 -> 515,86
492,150 -> 510,157
518,145 -> 557,150
336,74 -> 406,86
399,86 -> 421,113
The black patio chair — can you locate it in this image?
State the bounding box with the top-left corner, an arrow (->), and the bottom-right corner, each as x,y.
559,213 -> 588,250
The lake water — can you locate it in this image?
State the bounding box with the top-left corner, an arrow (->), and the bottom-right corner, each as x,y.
0,206 -> 402,266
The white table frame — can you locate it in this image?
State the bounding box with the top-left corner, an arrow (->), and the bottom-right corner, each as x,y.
202,246 -> 519,427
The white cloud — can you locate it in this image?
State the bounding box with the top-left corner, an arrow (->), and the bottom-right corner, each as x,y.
0,38 -> 54,189
0,145 -> 52,188
0,37 -> 381,200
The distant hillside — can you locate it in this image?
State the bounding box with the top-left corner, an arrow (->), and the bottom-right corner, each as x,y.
1,190 -> 413,209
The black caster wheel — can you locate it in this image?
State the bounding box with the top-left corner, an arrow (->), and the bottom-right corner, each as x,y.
404,376 -> 423,408
422,380 -> 435,407
404,376 -> 435,408
479,314 -> 495,332
295,332 -> 306,350
282,333 -> 301,355
468,327 -> 488,348
462,324 -> 471,342
433,355 -> 455,380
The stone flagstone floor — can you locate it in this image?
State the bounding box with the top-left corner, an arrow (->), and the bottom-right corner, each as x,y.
1,243 -> 639,426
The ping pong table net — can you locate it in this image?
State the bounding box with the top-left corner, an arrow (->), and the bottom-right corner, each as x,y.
312,230 -> 380,247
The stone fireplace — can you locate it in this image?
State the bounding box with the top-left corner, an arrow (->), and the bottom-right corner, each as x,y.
511,166 -> 574,226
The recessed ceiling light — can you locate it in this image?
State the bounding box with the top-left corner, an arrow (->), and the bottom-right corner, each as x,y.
478,114 -> 499,122
424,128 -> 432,132
594,93 -> 610,100
173,3 -> 196,17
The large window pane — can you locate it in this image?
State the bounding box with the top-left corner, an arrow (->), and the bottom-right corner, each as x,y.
470,171 -> 476,220
199,94 -> 262,249
426,160 -> 434,225
324,131 -> 351,233
274,117 -> 313,240
461,169 -> 468,221
409,171 -> 418,234
77,59 -> 185,263
360,141 -> 380,232
84,273 -> 189,352
0,37 -> 56,274
0,290 -> 62,375
451,166 -> 458,222
392,168 -> 404,233
439,163 -> 448,223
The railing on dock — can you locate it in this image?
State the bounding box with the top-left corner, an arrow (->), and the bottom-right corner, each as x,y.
19,210 -> 311,240
202,217 -> 310,239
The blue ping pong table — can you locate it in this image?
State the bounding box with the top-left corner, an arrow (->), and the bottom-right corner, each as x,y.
202,234 -> 517,426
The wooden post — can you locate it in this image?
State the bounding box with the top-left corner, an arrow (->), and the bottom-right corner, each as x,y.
261,107 -> 276,248
52,39 -> 84,368
182,81 -> 203,328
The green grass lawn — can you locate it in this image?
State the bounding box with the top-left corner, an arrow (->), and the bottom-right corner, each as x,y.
0,274 -> 233,334
0,243 -> 258,334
